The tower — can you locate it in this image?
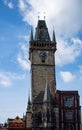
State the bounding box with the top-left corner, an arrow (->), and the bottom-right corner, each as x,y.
25,19 -> 59,130
26,19 -> 81,130
29,20 -> 57,101
26,97 -> 32,129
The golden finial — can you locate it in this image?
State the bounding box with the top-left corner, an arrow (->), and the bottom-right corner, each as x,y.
44,12 -> 46,20
38,12 -> 40,20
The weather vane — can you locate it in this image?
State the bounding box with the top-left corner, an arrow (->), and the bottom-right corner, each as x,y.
44,12 -> 46,20
38,12 -> 40,20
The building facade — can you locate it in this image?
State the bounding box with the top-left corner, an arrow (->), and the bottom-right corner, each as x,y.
55,90 -> 81,130
26,19 -> 81,130
7,116 -> 25,130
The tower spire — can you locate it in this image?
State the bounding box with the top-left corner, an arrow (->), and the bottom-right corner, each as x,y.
44,12 -> 46,20
26,96 -> 31,112
28,96 -> 31,105
52,29 -> 56,43
35,20 -> 50,41
30,28 -> 33,41
43,80 -> 51,103
38,12 -> 40,20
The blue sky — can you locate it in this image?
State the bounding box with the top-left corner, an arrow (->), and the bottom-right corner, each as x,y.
0,0 -> 82,123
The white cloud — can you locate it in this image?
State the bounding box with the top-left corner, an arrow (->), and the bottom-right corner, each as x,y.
17,53 -> 30,70
79,66 -> 82,79
60,71 -> 76,83
18,35 -> 29,42
7,72 -> 25,80
18,0 -> 26,11
79,66 -> 82,74
0,73 -> 12,87
17,43 -> 30,70
56,38 -> 82,66
0,72 -> 25,88
3,0 -> 14,9
8,2 -> 13,9
17,0 -> 82,66
3,0 -> 8,5
18,0 -> 82,37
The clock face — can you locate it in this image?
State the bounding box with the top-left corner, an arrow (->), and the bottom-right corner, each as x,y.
39,52 -> 47,62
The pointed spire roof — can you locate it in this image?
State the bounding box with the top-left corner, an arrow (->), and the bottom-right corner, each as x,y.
28,96 -> 31,105
26,96 -> 32,112
30,28 -> 33,41
43,80 -> 51,103
52,30 -> 56,43
35,20 -> 51,41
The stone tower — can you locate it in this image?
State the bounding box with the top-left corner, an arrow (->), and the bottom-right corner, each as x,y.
26,19 -> 59,130
26,19 -> 81,130
29,20 -> 57,101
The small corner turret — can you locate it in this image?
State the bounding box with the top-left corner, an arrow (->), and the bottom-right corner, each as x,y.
26,96 -> 32,129
43,80 -> 51,103
52,30 -> 56,43
26,96 -> 32,113
30,28 -> 33,42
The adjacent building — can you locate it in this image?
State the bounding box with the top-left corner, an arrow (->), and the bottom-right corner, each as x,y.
56,90 -> 81,130
7,116 -> 25,130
